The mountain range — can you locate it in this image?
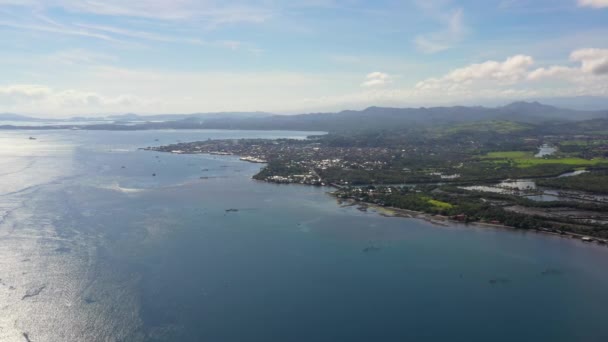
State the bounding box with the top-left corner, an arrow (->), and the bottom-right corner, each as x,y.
194,101 -> 608,132
1,102 -> 607,132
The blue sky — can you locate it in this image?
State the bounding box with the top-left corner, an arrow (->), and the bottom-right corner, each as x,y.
0,0 -> 607,117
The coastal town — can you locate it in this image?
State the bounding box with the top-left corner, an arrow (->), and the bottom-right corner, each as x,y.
145,120 -> 608,243
146,137 -> 398,186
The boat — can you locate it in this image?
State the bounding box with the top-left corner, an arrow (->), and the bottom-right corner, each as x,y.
362,246 -> 381,253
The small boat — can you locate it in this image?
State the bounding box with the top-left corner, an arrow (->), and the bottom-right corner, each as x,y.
362,246 -> 381,253
28,137 -> 36,140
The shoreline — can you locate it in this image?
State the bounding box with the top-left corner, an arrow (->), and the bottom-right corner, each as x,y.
148,148 -> 608,247
335,197 -> 608,247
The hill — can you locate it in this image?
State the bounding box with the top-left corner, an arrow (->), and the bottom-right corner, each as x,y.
198,102 -> 608,132
1,102 -> 606,132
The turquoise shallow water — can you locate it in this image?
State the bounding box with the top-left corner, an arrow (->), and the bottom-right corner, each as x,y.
0,129 -> 608,342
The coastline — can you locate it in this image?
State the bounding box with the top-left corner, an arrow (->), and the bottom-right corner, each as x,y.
149,149 -> 608,247
334,197 -> 608,247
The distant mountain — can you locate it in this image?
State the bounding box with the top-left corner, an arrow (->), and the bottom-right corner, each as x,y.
105,113 -> 141,121
1,102 -> 606,132
0,113 -> 48,121
197,102 -> 608,132
496,101 -> 604,122
521,96 -> 608,111
106,112 -> 273,122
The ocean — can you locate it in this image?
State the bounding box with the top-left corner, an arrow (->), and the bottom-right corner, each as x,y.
1,129 -> 607,342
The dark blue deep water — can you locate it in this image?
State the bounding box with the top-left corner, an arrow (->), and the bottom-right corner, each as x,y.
1,129 -> 608,342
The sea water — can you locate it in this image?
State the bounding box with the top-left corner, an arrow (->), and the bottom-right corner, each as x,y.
0,129 -> 607,342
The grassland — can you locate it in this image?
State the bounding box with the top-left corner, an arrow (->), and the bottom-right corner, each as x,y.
482,151 -> 532,159
559,139 -> 608,146
537,171 -> 608,194
444,120 -> 532,134
513,158 -> 607,168
427,199 -> 454,209
480,150 -> 608,168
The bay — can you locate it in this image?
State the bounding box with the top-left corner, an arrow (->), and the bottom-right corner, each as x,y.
0,129 -> 607,342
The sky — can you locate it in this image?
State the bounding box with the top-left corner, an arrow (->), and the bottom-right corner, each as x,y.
0,0 -> 607,117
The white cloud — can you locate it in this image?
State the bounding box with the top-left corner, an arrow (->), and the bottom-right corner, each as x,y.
0,2 -> 268,52
2,48 -> 607,117
0,84 -> 144,116
0,20 -> 119,42
361,72 -> 391,87
527,66 -> 577,81
570,48 -> 608,75
1,1 -> 275,24
414,8 -> 466,54
74,23 -> 205,44
416,55 -> 534,90
527,48 -> 608,81
400,49 -> 608,107
0,85 -> 52,103
0,67 -> 362,116
46,49 -> 118,65
578,0 -> 608,9
53,0 -> 201,20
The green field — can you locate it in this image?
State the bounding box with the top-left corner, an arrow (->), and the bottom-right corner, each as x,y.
444,121 -> 531,135
482,151 -> 532,159
427,199 -> 454,209
559,139 -> 608,146
514,158 -> 607,168
481,151 -> 608,168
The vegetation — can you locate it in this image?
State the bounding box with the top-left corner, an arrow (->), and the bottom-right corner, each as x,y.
151,113 -> 608,239
444,120 -> 532,134
482,151 -> 532,159
427,198 -> 454,210
336,185 -> 608,238
253,160 -> 309,180
479,149 -> 608,171
537,170 -> 608,194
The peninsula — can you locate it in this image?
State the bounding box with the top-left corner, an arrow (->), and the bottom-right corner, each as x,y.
146,110 -> 608,242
